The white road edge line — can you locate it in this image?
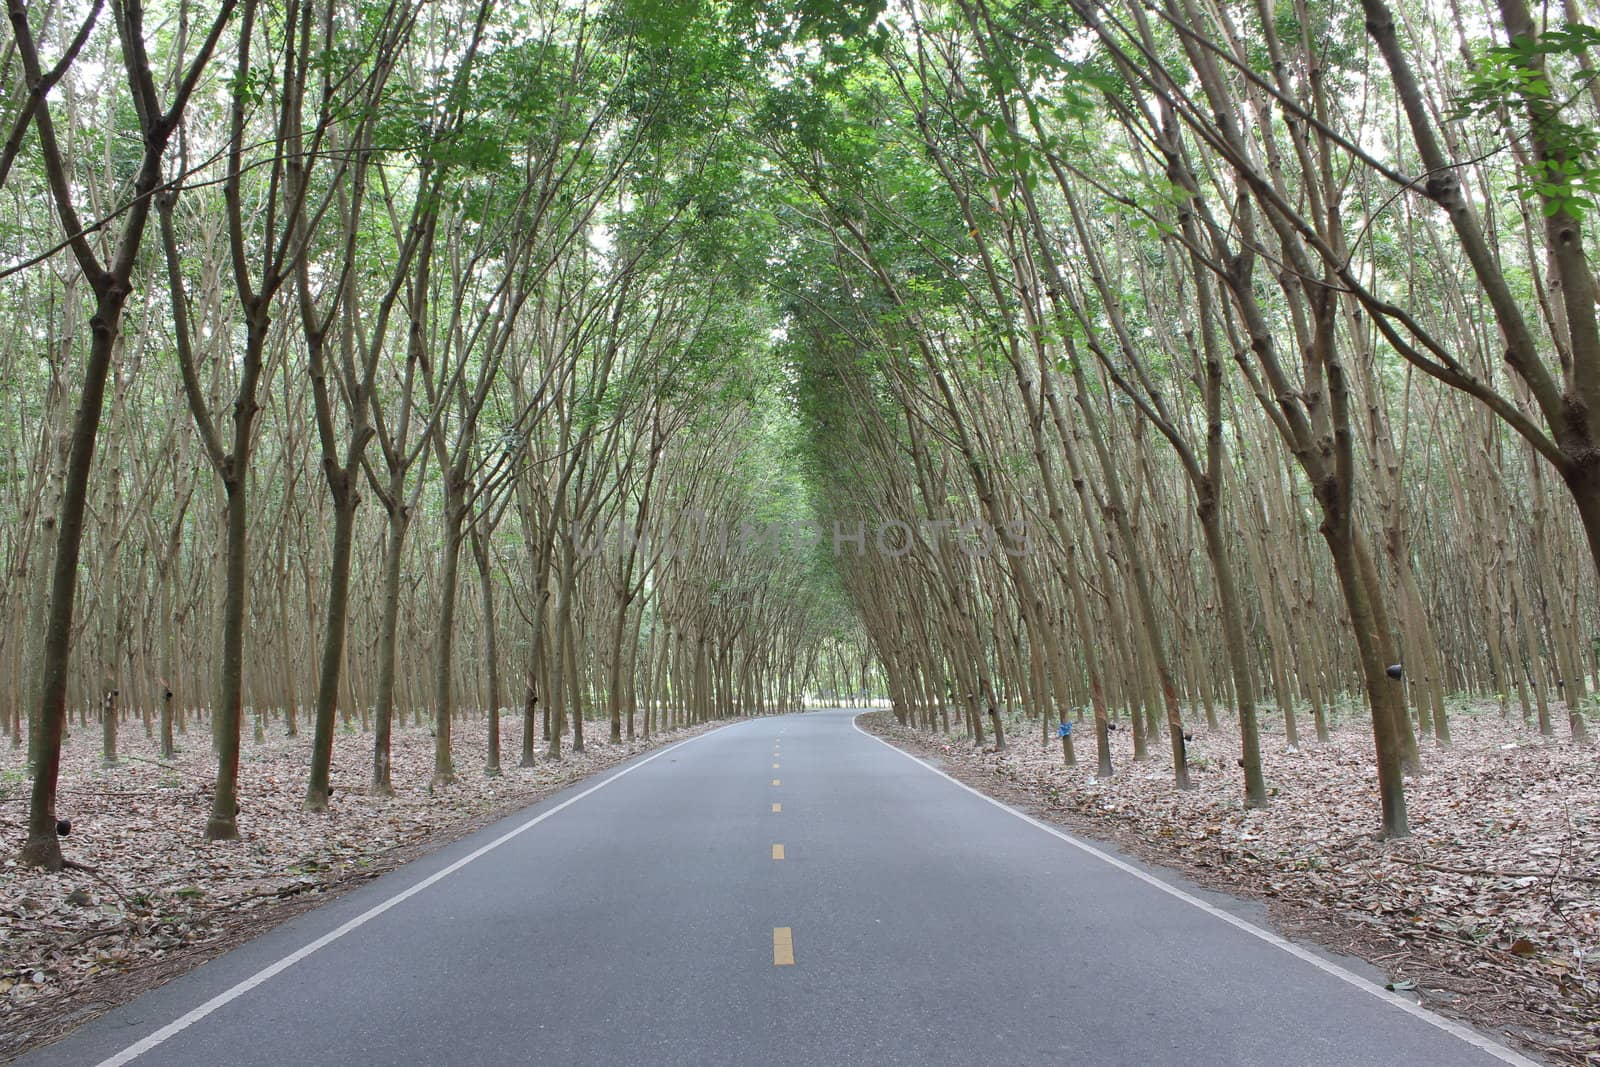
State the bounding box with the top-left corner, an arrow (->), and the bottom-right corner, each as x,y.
850,713 -> 1541,1067
94,727 -> 729,1067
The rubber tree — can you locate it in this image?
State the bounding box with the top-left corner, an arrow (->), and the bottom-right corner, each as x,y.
13,0 -> 239,869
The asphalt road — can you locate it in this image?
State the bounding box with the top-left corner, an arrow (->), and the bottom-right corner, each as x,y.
19,708 -> 1537,1067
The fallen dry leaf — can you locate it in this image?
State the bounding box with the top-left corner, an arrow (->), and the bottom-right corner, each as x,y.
0,713 -> 719,1060
862,704 -> 1600,1067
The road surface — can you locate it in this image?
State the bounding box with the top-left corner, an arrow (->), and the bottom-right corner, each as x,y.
18,708 -> 1536,1067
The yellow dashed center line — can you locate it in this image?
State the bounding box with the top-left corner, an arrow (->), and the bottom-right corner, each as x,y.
768,738 -> 793,967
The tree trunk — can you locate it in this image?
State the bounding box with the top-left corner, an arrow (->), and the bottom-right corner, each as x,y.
1200,506 -> 1268,808
305,484 -> 358,810
472,527 -> 501,775
370,503 -> 408,795
432,499 -> 466,788
22,293 -> 125,869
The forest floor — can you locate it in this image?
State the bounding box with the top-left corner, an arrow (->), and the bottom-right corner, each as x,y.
0,714 -> 720,1062
859,704 -> 1600,1067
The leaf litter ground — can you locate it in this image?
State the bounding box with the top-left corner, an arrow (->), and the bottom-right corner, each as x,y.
0,715 -> 717,1061
860,705 -> 1598,1066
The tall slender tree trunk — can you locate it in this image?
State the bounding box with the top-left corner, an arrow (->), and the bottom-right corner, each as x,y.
432,494 -> 466,787
607,601 -> 630,744
1324,524 -> 1411,838
206,477 -> 248,839
472,526 -> 501,775
22,294 -> 125,869
371,503 -> 408,795
305,483 -> 358,810
1200,507 -> 1268,807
